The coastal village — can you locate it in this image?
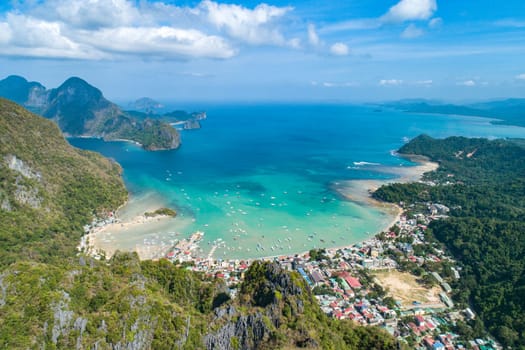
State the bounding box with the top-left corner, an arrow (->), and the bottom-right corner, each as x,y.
152,202 -> 500,350
78,168 -> 501,350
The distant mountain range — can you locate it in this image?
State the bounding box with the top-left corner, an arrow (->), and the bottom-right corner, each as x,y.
0,75 -> 181,150
379,99 -> 525,127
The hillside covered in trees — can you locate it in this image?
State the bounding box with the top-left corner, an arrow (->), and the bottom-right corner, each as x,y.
374,135 -> 525,348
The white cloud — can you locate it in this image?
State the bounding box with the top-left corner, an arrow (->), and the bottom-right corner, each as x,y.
401,24 -> 424,39
515,73 -> 525,80
330,42 -> 349,56
1,13 -> 105,59
33,0 -> 140,29
457,80 -> 476,86
312,81 -> 358,88
379,79 -> 403,86
495,19 -> 525,28
288,37 -> 301,49
382,0 -> 437,23
200,0 -> 293,46
428,17 -> 443,28
307,23 -> 320,46
0,0 -> 297,60
323,19 -> 381,32
0,22 -> 12,44
416,80 -> 433,85
79,26 -> 235,59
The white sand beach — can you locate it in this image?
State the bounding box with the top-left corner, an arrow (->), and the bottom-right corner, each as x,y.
86,192 -> 192,260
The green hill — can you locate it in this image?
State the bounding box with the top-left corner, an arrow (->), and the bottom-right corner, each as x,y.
0,98 -> 127,265
374,135 -> 525,348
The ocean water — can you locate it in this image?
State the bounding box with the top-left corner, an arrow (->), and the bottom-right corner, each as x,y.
69,104 -> 525,259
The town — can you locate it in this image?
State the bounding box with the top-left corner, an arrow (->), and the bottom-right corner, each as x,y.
169,202 -> 501,350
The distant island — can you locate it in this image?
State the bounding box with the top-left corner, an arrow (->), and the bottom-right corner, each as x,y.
125,97 -> 207,130
127,97 -> 165,114
0,75 -> 206,150
379,98 -> 525,128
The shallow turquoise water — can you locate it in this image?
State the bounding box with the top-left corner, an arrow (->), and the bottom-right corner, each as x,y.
69,104 -> 525,259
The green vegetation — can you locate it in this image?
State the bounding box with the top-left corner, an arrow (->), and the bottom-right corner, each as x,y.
114,118 -> 180,150
0,253 -> 221,349
375,135 -> 525,348
0,98 -> 127,265
309,248 -> 329,261
144,207 -> 177,218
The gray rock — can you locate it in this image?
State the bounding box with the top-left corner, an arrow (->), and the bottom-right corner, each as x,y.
0,273 -> 7,307
4,154 -> 42,180
51,291 -> 74,344
0,198 -> 11,212
74,317 -> 88,350
205,311 -> 272,350
14,175 -> 42,209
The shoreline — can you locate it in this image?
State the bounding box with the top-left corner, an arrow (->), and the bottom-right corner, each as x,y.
68,135 -> 143,147
240,157 -> 437,262
84,157 -> 438,262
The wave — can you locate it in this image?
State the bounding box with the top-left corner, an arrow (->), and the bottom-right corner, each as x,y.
353,161 -> 380,166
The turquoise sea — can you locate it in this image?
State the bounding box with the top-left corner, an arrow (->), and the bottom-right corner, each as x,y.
69,104 -> 525,259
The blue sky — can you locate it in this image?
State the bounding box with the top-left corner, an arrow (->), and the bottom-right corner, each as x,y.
0,0 -> 524,102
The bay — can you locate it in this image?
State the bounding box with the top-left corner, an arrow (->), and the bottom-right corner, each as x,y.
69,104 -> 525,259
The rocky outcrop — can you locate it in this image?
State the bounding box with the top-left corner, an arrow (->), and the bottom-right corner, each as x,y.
184,119 -> 201,130
205,307 -> 273,350
205,262 -> 318,350
0,273 -> 7,307
3,155 -> 44,208
5,154 -> 42,181
14,176 -> 42,208
51,291 -> 74,344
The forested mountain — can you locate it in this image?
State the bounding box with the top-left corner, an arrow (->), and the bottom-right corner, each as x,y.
0,76 -> 180,150
374,135 -> 525,348
0,98 -> 127,265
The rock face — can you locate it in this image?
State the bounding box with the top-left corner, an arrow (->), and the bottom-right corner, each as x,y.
4,155 -> 43,209
205,262 -> 319,350
0,76 -> 180,150
205,307 -> 273,350
5,155 -> 42,181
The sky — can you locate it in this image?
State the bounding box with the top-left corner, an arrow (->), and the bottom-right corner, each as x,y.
0,0 -> 524,102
